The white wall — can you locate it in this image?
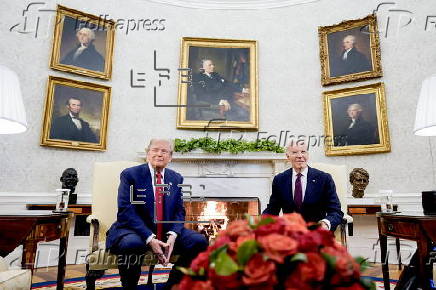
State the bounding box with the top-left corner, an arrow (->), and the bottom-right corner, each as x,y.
1,0 -> 436,198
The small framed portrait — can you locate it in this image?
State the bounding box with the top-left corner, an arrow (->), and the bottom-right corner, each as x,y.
323,82 -> 390,156
318,14 -> 382,86
41,76 -> 111,151
177,37 -> 258,130
50,5 -> 115,80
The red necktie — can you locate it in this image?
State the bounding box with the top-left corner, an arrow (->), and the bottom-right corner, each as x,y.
155,170 -> 164,240
294,173 -> 303,211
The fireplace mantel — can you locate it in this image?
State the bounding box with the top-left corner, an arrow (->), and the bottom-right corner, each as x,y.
137,151 -> 288,175
136,151 -> 289,209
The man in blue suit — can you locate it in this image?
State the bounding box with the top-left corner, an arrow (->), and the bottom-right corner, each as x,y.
263,141 -> 343,231
106,139 -> 208,289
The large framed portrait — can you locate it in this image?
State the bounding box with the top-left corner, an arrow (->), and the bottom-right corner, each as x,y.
319,14 -> 382,86
177,37 -> 258,130
50,5 -> 115,80
40,76 -> 111,151
323,82 -> 390,156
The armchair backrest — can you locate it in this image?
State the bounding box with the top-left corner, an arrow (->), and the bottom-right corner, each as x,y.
91,161 -> 141,243
310,163 -> 348,214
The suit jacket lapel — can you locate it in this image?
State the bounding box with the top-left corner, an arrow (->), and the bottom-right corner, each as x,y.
286,168 -> 294,207
142,164 -> 155,218
304,167 -> 316,203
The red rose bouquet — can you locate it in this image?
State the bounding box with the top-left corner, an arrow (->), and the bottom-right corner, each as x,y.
178,214 -> 375,290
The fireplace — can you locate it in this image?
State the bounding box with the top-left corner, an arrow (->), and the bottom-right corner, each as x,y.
184,197 -> 260,242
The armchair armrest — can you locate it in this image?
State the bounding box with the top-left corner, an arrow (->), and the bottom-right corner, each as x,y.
86,215 -> 101,252
342,214 -> 353,237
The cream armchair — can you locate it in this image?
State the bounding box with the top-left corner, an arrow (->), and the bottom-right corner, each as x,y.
310,163 -> 353,247
0,257 -> 31,290
86,161 -> 178,289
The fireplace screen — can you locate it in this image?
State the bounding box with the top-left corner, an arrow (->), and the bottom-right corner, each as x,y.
183,197 -> 260,242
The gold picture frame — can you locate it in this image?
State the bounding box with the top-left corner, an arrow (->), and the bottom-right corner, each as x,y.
323,82 -> 390,156
50,5 -> 115,80
319,14 -> 382,86
177,37 -> 258,130
41,76 -> 111,151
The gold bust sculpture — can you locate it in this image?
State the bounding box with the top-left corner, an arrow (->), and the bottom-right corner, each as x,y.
349,168 -> 369,198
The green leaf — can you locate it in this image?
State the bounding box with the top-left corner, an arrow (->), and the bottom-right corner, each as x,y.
355,256 -> 372,272
177,266 -> 196,276
289,253 -> 307,263
198,267 -> 205,276
252,217 -> 275,229
360,277 -> 376,290
321,252 -> 336,269
209,245 -> 228,263
215,250 -> 239,276
237,240 -> 258,266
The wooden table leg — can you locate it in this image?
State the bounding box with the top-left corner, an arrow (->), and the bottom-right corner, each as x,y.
57,236 -> 68,290
21,240 -> 38,271
395,237 -> 402,270
57,215 -> 72,290
416,237 -> 431,290
379,235 -> 390,290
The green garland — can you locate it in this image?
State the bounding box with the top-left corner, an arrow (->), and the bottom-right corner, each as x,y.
174,137 -> 285,154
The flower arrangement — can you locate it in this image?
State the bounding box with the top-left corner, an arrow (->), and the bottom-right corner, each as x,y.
178,214 -> 374,290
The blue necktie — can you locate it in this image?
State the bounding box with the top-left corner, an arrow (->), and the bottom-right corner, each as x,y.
294,173 -> 303,211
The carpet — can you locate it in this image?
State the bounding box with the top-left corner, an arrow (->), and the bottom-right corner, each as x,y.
31,269 -> 170,290
32,274 -> 396,289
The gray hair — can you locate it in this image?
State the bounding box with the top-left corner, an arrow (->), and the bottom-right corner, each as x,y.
343,34 -> 356,44
77,27 -> 96,41
146,139 -> 174,154
347,103 -> 363,111
285,139 -> 308,152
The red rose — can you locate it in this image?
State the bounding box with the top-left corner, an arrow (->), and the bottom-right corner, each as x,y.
330,258 -> 360,285
242,253 -> 277,289
209,235 -> 231,252
254,217 -> 285,237
178,276 -> 214,290
285,253 -> 326,289
282,213 -> 307,226
190,251 -> 210,273
228,234 -> 256,255
258,233 -> 298,263
226,220 -> 252,240
298,228 -> 335,252
208,269 -> 242,290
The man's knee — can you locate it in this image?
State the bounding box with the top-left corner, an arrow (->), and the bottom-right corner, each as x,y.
116,233 -> 147,254
193,233 -> 209,251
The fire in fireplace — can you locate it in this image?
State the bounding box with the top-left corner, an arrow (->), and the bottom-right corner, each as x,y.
184,197 -> 260,242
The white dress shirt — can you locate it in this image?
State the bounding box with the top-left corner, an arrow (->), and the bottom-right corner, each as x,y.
291,167 -> 331,230
69,112 -> 82,130
342,48 -> 352,60
146,163 -> 177,244
291,167 -> 308,200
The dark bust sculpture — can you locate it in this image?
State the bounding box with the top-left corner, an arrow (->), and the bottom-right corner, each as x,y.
60,168 -> 78,204
349,168 -> 369,198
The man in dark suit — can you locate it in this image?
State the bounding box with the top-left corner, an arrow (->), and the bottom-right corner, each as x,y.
331,35 -> 372,77
61,27 -> 105,72
263,141 -> 343,231
336,103 -> 378,146
50,97 -> 98,143
106,139 -> 208,289
189,59 -> 249,122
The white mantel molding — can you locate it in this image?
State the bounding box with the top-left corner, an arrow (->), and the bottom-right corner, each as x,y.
138,151 -> 289,176
137,151 -> 286,161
